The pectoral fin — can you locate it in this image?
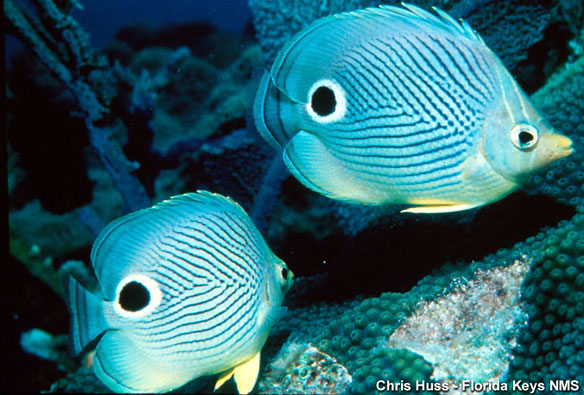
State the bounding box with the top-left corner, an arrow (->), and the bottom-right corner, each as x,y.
283,131 -> 373,202
214,352 -> 261,394
93,331 -> 181,393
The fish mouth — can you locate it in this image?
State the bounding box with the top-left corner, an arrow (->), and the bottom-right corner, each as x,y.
540,133 -> 573,161
522,132 -> 573,178
483,131 -> 574,185
554,134 -> 574,157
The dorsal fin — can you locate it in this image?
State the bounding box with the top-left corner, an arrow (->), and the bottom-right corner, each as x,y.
353,3 -> 484,44
270,3 -> 486,103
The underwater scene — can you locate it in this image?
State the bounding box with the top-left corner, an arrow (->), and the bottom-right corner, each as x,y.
5,0 -> 584,393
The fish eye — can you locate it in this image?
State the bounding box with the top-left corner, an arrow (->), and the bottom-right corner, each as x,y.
277,262 -> 293,289
280,267 -> 288,280
510,123 -> 538,150
115,274 -> 162,318
119,281 -> 150,312
306,79 -> 347,123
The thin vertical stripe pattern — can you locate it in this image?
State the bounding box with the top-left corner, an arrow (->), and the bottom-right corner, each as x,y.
92,193 -> 273,363
136,213 -> 264,358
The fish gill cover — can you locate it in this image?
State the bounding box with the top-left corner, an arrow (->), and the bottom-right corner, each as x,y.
5,0 -> 584,393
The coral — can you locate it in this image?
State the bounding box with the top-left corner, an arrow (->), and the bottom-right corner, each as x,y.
552,0 -> 584,48
250,153 -> 290,233
525,55 -> 584,208
20,329 -> 76,372
113,21 -> 250,69
48,368 -> 109,393
184,45 -> 261,138
389,259 -> 530,385
10,162 -> 125,261
9,237 -> 64,299
264,289 -> 436,394
463,1 -> 551,74
506,209 -> 584,383
182,129 -> 274,212
10,200 -> 95,259
5,0 -> 150,213
258,341 -> 352,394
249,0 -> 423,65
262,188 -> 581,394
120,44 -> 261,155
327,200 -> 402,236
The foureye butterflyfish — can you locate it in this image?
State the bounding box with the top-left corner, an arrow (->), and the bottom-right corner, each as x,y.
254,3 -> 573,213
61,191 -> 294,393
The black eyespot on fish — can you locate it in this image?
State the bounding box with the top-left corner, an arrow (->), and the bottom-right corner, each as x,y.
119,281 -> 150,312
281,267 -> 288,279
311,86 -> 336,116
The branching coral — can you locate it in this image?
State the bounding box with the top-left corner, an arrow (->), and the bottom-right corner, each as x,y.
5,0 -> 150,213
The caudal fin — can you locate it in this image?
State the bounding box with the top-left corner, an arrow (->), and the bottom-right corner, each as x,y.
60,261 -> 108,356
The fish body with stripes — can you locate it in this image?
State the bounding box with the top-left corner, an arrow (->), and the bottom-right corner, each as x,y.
254,3 -> 573,213
61,191 -> 294,393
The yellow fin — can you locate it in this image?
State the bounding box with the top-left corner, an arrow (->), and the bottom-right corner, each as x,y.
233,352 -> 261,394
214,352 -> 261,394
401,204 -> 478,214
214,367 -> 235,392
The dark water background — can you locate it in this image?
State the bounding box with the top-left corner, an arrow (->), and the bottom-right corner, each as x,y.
5,0 -> 251,66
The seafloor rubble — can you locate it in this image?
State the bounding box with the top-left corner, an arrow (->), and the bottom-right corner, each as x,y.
6,0 -> 584,393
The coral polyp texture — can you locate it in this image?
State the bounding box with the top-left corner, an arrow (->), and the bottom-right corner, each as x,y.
507,210 -> 584,383
525,55 -> 584,207
258,342 -> 352,394
249,0 -> 552,81
388,259 -> 530,385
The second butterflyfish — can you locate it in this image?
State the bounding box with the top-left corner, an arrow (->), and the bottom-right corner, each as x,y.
61,191 -> 294,393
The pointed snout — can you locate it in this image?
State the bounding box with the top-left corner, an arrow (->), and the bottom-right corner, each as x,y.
533,132 -> 573,169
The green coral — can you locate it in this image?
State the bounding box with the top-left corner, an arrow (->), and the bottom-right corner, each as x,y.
266,291 -> 437,394
526,55 -> 584,208
507,208 -> 584,384
267,263 -> 481,393
502,56 -> 584,387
